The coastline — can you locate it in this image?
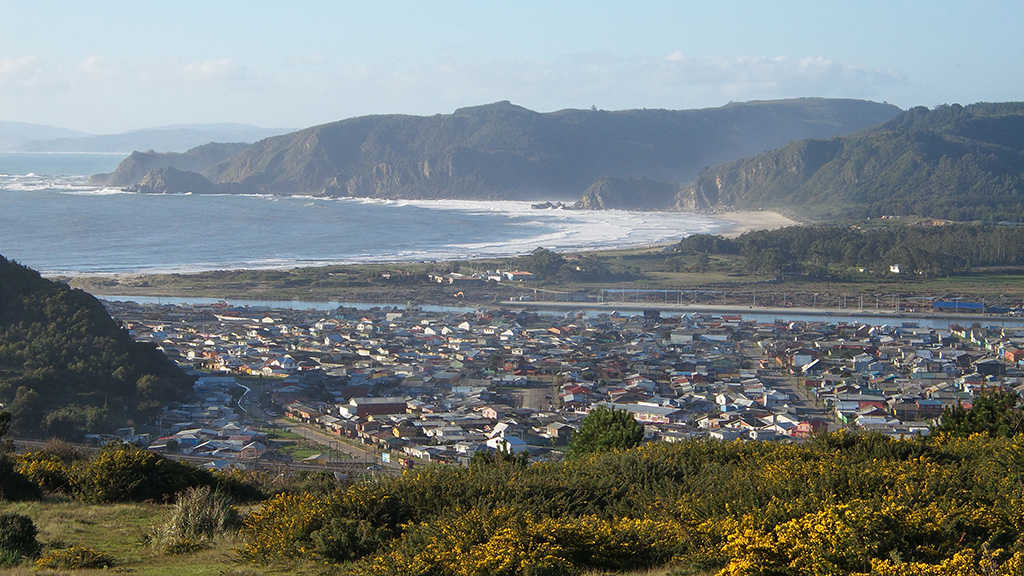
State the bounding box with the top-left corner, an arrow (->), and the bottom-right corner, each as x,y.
713,210 -> 799,237
51,207 -> 795,279
52,201 -> 1023,314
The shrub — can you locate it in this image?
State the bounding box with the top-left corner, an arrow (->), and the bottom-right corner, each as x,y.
35,546 -> 114,569
244,482 -> 409,563
352,507 -> 685,576
0,457 -> 40,501
16,451 -> 74,494
297,470 -> 344,495
0,549 -> 22,567
242,491 -> 331,560
311,518 -> 390,563
73,444 -> 211,502
242,433 -> 1024,574
0,513 -> 40,564
211,467 -> 266,502
150,486 -> 239,553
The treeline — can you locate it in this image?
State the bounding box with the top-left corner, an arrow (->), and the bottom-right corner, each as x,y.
508,248 -> 632,282
0,255 -> 190,439
677,223 -> 1024,279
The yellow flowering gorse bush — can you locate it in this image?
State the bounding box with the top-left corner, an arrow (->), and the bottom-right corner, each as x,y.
240,432 -> 1024,575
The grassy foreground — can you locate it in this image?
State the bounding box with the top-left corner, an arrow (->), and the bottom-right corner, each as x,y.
0,500 -> 314,576
8,428 -> 1024,574
0,500 -> 692,576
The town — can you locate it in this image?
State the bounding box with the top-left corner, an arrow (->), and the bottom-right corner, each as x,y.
102,298 -> 1024,472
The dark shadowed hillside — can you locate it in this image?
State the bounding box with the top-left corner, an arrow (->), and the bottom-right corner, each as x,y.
98,98 -> 900,199
0,255 -> 191,439
679,102 -> 1024,220
577,176 -> 680,210
91,142 -> 250,187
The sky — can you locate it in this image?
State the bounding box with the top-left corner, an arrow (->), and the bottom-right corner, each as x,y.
1,0 -> 1022,133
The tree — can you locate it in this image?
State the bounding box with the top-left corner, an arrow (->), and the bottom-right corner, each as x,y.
0,411 -> 39,500
470,447 -> 529,468
9,387 -> 41,436
0,411 -> 11,454
521,247 -> 565,279
934,389 -> 1022,437
567,405 -> 644,458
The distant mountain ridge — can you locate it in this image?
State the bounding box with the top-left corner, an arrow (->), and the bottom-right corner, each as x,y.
93,98 -> 901,199
678,102 -> 1024,220
0,121 -> 88,152
0,122 -> 287,153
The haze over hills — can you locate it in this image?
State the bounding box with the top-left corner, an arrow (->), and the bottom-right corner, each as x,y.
678,102 -> 1024,220
0,121 -> 88,152
93,98 -> 901,199
0,123 -> 288,153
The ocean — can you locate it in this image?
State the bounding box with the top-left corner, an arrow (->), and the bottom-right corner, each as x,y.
0,153 -> 730,274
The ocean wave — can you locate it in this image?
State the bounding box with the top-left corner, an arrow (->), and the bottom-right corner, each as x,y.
58,187 -> 135,196
0,173 -> 95,192
7,189 -> 736,275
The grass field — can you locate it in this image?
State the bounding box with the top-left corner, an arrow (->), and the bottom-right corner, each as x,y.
0,500 -> 330,576
261,426 -> 353,462
263,426 -> 326,461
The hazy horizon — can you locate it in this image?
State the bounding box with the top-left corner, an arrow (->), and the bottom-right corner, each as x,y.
2,0 -> 1022,133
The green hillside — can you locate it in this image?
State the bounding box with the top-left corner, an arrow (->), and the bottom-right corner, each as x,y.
0,255 -> 190,439
681,102 -> 1024,221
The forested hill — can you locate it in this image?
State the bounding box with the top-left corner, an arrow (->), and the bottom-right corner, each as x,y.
679,102 -> 1024,221
95,98 -> 900,199
0,255 -> 190,439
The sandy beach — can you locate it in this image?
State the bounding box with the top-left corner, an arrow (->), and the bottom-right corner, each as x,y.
714,210 -> 799,237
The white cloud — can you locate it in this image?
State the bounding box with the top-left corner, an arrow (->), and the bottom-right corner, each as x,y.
79,56 -> 100,72
0,56 -> 43,87
78,55 -> 107,76
657,53 -> 906,94
180,58 -> 262,88
183,58 -> 236,79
